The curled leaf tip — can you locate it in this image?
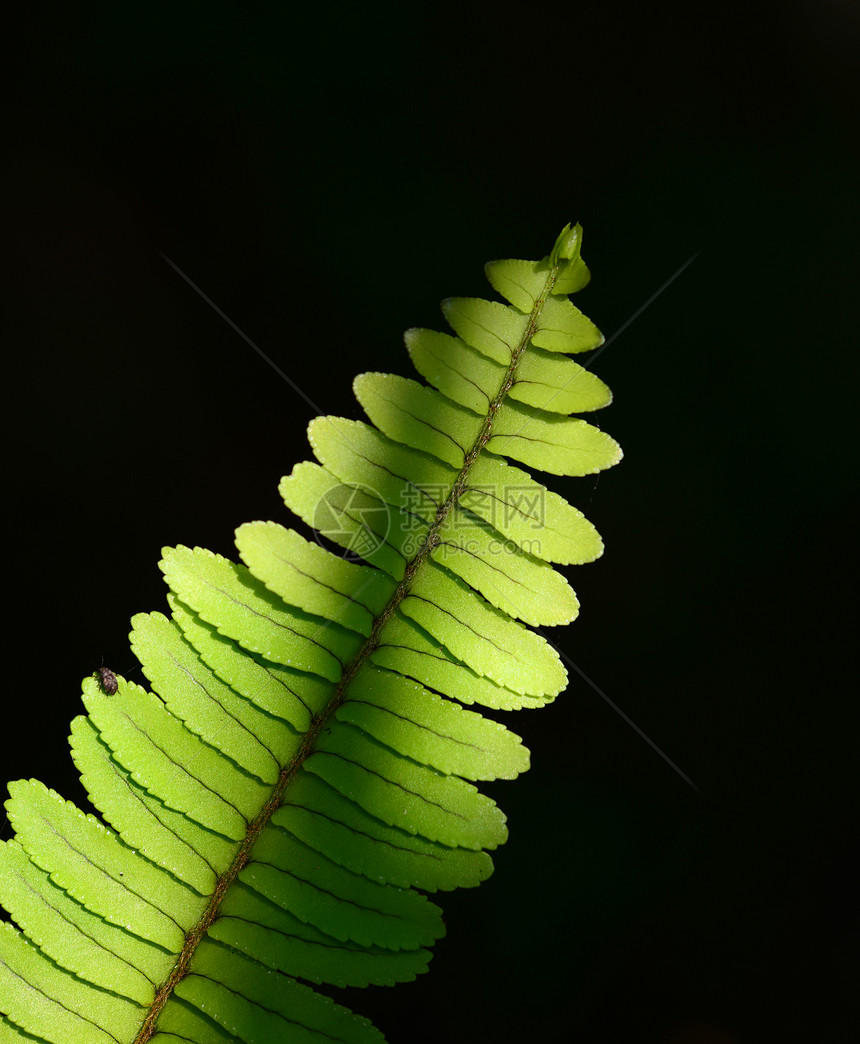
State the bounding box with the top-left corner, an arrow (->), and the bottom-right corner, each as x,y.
550,222 -> 583,267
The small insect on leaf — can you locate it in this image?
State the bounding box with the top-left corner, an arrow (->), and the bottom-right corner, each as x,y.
95,666 -> 118,695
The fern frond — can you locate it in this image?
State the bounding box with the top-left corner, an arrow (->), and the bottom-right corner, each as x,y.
1,223 -> 621,1042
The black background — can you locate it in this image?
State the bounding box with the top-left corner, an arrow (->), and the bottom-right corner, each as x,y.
5,3 -> 859,1042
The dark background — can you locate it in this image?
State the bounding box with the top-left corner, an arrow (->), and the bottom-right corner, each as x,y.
5,3 -> 858,1042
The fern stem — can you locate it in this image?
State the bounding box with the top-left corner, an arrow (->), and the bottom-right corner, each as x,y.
134,251 -> 560,1043
325,249 -> 561,705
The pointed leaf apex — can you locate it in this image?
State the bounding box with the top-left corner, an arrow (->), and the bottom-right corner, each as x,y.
550,222 -> 584,267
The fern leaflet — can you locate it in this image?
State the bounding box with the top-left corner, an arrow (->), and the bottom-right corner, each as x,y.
0,223 -> 621,1043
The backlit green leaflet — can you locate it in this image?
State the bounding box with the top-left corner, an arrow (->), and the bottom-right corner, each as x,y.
0,223 -> 621,1042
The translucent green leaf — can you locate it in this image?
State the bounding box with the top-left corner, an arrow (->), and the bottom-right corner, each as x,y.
308,417 -> 458,517
553,256 -> 591,294
169,594 -> 325,736
1,224 -> 623,1043
432,510 -> 580,626
353,372 -> 483,467
464,454 -> 605,564
0,921 -> 141,1043
510,347 -> 612,414
552,223 -> 592,294
186,940 -> 387,1044
242,829 -> 444,949
5,780 -> 192,951
161,545 -> 359,680
212,888 -> 431,987
532,295 -> 604,353
484,257 -> 551,313
0,840 -> 164,1004
280,461 -> 410,580
337,664 -> 529,780
70,714 -> 222,894
83,677 -> 265,834
131,610 -> 282,784
441,297 -> 531,363
373,613 -> 551,711
400,560 -> 567,694
405,326 -> 504,414
307,729 -> 507,851
489,402 -> 623,476
236,521 -> 394,637
275,774 -> 492,892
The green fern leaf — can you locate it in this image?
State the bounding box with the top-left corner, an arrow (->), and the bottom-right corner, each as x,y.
1,223 -> 621,1042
